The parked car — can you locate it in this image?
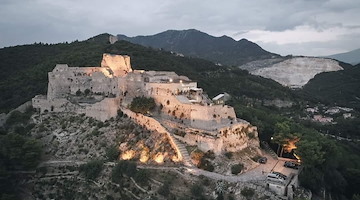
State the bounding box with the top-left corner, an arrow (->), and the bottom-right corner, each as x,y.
258,157 -> 268,164
284,161 -> 300,169
271,171 -> 287,180
266,172 -> 286,183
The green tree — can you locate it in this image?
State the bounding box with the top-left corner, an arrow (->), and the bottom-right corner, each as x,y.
272,121 -> 300,157
129,96 -> 156,114
296,140 -> 325,168
298,167 -> 324,192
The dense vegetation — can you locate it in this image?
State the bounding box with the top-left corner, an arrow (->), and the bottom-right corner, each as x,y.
0,108 -> 42,200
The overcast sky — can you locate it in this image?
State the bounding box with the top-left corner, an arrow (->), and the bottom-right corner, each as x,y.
1,0 -> 359,56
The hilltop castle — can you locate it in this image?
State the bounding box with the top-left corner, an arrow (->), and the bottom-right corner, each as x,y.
32,53 -> 259,154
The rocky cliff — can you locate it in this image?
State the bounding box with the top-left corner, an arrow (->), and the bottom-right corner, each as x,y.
239,57 -> 343,88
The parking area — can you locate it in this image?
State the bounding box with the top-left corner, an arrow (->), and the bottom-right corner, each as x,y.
272,158 -> 300,178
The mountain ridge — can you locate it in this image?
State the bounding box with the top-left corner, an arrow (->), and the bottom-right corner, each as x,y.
117,29 -> 279,66
325,48 -> 360,65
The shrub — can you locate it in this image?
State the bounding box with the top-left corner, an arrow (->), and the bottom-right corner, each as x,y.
158,182 -> 170,197
228,194 -> 235,200
106,145 -> 120,161
91,129 -> 100,136
204,150 -> 215,160
134,169 -> 149,185
117,109 -> 124,118
79,160 -> 103,180
190,184 -> 204,197
225,152 -> 233,159
84,89 -> 91,96
97,121 -> 104,128
199,158 -> 214,172
248,131 -> 255,139
241,187 -> 255,199
111,160 -> 137,183
231,163 -> 244,175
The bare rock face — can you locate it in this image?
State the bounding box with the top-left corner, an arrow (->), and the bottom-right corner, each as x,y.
109,35 -> 118,44
101,53 -> 132,76
241,57 -> 343,88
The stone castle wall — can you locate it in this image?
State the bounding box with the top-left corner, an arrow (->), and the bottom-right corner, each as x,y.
32,53 -> 260,155
190,104 -> 236,130
150,92 -> 237,131
33,95 -> 121,122
83,98 -> 120,121
175,122 -> 259,154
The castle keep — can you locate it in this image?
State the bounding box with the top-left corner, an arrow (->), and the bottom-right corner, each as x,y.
33,53 -> 259,154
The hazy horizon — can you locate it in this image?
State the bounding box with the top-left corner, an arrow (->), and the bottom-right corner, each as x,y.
1,0 -> 359,56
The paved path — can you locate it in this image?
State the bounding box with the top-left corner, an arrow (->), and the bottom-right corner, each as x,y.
137,152 -> 279,184
39,160 -> 87,167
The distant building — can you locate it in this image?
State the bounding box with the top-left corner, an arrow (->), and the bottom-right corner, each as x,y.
212,93 -> 231,105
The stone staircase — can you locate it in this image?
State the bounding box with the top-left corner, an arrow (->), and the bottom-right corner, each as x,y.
169,134 -> 194,167
261,141 -> 278,159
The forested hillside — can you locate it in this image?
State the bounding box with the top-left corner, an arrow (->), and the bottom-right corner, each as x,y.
301,63 -> 360,109
0,34 -> 293,114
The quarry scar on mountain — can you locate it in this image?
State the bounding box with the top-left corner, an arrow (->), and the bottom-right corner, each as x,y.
32,53 -> 260,156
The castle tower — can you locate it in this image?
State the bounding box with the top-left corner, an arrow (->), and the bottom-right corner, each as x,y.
101,53 -> 132,77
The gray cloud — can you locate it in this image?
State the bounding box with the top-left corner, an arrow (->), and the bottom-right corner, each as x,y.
0,0 -> 359,56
